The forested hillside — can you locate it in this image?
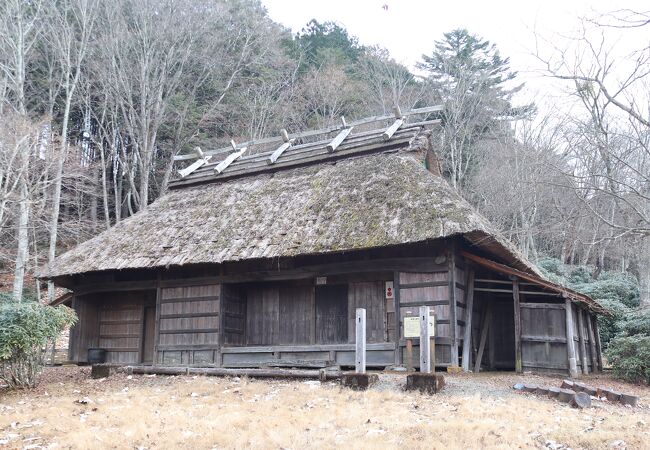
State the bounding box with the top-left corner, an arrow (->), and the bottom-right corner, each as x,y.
1,0 -> 648,325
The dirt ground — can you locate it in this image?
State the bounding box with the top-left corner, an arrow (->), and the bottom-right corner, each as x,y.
0,367 -> 648,449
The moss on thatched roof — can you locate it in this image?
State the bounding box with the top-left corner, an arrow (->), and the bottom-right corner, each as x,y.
42,140 -> 536,279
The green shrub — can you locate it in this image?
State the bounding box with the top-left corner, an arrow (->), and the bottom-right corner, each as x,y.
573,271 -> 640,308
619,309 -> 650,336
0,300 -> 76,389
605,335 -> 650,384
595,298 -> 630,348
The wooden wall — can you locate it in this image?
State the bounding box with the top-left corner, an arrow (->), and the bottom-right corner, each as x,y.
68,295 -> 100,363
396,262 -> 453,366
157,284 -> 220,365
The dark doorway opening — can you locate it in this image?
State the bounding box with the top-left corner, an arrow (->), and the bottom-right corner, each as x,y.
141,306 -> 156,364
315,285 -> 348,344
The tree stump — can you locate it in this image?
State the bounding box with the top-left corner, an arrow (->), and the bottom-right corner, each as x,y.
557,389 -> 576,403
573,382 -> 587,392
570,392 -> 591,408
523,383 -> 538,393
535,386 -> 550,395
582,386 -> 598,396
606,390 -> 622,402
620,394 -> 638,407
548,387 -> 561,398
561,379 -> 574,390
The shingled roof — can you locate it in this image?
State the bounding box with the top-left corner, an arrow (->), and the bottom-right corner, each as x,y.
41,122 -> 539,279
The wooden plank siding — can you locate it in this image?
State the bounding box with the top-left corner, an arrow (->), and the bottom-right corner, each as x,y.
157,284 -> 221,365
397,264 -> 453,366
519,300 -> 570,373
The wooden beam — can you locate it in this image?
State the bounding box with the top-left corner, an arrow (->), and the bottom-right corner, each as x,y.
586,311 -> 599,373
214,143 -> 247,174
593,315 -> 603,371
267,129 -> 294,164
267,141 -> 292,164
513,278 -> 523,373
578,307 -> 589,374
461,268 -> 475,372
178,154 -> 212,178
461,251 -> 606,314
355,308 -> 366,374
394,271 -> 402,366
448,250 -> 459,367
474,302 -> 492,373
382,119 -> 403,141
565,298 -> 579,377
326,126 -> 353,152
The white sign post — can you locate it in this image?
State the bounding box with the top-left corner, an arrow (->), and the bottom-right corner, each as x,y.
419,306 -> 431,374
355,308 -> 366,374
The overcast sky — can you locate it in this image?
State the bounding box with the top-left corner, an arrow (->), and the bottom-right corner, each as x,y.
262,0 -> 648,115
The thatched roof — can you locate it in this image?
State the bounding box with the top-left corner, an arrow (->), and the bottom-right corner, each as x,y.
41,126 -> 538,279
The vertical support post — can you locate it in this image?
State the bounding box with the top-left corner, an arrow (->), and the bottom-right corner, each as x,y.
153,274 -> 162,366
406,339 -> 413,372
512,277 -> 523,373
419,306 -> 431,373
430,313 -> 436,373
586,311 -> 599,373
565,298 -> 579,377
593,315 -> 603,371
355,308 -> 366,374
448,248 -> 459,367
578,307 -> 589,374
474,302 -> 492,373
462,269 -> 475,371
393,271 -> 402,366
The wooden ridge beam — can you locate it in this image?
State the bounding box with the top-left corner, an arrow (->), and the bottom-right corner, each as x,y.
173,104 -> 443,162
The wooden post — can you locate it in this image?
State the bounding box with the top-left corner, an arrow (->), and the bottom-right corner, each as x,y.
462,269 -> 475,372
564,298 -> 579,377
355,308 -> 366,374
577,307 -> 589,375
593,315 -> 603,371
586,312 -> 599,373
419,306 -> 431,373
512,278 -> 523,373
406,339 -> 413,372
393,271 -> 402,366
430,312 -> 436,373
448,249 -> 459,367
474,302 -> 492,373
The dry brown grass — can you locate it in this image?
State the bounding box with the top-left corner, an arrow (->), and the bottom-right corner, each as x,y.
0,367 -> 648,449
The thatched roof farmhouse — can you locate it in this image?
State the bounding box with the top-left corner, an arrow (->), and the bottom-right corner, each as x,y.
42,107 -> 604,376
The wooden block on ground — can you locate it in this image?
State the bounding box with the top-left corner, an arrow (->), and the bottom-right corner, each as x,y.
548,387 -> 561,398
523,383 -> 538,393
606,390 -> 622,402
341,373 -> 378,391
406,373 -> 445,394
570,392 -> 592,409
561,379 -> 574,389
447,366 -> 462,374
573,382 -> 587,392
620,393 -> 639,407
536,386 -> 550,395
558,389 -> 576,403
582,386 -> 598,396
91,364 -> 119,379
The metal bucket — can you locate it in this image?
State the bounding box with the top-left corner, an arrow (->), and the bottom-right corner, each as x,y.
87,348 -> 106,364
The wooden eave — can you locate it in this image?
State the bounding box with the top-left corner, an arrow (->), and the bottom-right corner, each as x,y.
461,251 -> 608,315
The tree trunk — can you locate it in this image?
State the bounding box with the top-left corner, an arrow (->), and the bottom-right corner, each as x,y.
12,182 -> 30,301
640,237 -> 650,308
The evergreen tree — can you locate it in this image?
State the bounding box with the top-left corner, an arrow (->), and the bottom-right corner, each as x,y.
418,29 -> 532,189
